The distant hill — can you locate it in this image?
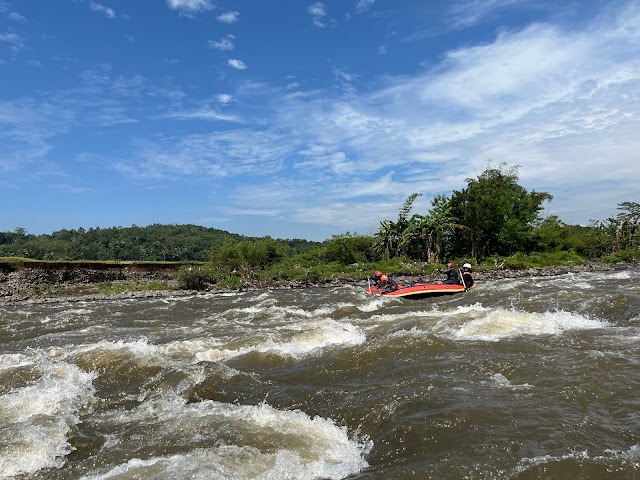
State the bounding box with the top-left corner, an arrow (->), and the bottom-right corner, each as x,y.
0,224 -> 321,262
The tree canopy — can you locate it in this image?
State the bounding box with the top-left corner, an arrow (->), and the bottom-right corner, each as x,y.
448,163 -> 552,259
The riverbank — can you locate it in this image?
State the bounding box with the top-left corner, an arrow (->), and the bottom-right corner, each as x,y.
0,261 -> 636,305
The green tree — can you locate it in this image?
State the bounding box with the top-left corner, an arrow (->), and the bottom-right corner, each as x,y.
374,193 -> 421,259
449,163 -> 552,259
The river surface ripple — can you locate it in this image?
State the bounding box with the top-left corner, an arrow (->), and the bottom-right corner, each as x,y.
1,269 -> 640,479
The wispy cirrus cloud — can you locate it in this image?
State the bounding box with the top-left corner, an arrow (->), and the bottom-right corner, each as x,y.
163,108 -> 239,122
4,1 -> 640,236
0,30 -> 25,62
448,0 -> 530,28
9,11 -> 26,22
116,129 -> 294,180
89,2 -> 116,18
355,0 -> 375,14
209,34 -> 235,51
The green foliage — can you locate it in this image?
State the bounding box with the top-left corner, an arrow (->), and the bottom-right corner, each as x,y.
1,170 -> 636,272
0,224 -> 320,262
499,250 -> 586,268
177,265 -> 216,290
374,193 -> 424,260
448,163 -> 552,259
320,234 -> 376,264
600,248 -> 640,263
209,237 -> 289,277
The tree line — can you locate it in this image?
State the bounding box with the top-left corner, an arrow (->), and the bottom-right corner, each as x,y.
370,164 -> 638,263
0,224 -> 319,262
2,164 -> 638,272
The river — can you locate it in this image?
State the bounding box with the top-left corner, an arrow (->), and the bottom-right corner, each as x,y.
1,269 -> 639,479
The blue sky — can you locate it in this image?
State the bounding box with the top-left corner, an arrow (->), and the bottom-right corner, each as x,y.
1,0 -> 639,241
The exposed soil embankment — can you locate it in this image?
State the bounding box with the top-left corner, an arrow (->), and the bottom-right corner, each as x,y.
0,262 -> 184,304
0,261 -> 636,305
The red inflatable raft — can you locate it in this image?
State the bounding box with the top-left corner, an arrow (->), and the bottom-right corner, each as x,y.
367,282 -> 475,299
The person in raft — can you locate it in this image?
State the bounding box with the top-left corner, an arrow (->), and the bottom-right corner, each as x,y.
370,271 -> 399,293
461,263 -> 474,288
438,262 -> 460,284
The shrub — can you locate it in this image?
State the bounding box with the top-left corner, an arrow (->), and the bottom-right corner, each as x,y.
177,266 -> 215,290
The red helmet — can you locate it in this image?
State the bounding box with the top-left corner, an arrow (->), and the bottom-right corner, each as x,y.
447,262 -> 454,268
374,271 -> 382,278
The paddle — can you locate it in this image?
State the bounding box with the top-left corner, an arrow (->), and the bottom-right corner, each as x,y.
459,269 -> 466,290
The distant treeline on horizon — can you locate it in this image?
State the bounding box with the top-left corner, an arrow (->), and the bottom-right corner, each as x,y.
0,224 -> 321,262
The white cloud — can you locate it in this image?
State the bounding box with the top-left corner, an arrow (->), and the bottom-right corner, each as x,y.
52,183 -> 91,193
449,0 -> 527,28
166,0 -> 213,13
0,32 -> 23,48
4,1 -> 640,237
209,34 -> 235,51
227,58 -> 247,70
117,129 -> 293,180
165,108 -> 238,122
89,2 -> 116,18
307,2 -> 327,28
355,0 -> 375,14
217,11 -> 240,24
9,12 -> 27,22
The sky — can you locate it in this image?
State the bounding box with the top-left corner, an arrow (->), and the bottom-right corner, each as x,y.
1,0 -> 639,241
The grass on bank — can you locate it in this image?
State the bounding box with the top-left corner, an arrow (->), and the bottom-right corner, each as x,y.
176,249 -> 619,291
7,249 -> 638,297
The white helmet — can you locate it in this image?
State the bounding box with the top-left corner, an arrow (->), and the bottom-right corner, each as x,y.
463,263 -> 472,269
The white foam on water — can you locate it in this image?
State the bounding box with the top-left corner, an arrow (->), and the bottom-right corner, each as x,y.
313,302 -> 350,316
390,326 -> 428,337
593,270 -> 633,281
436,307 -> 608,342
514,444 -> 640,475
82,398 -> 371,480
367,308 -> 445,325
195,319 -> 366,362
603,444 -> 640,461
0,359 -> 97,479
358,294 -> 396,312
0,352 -> 34,371
487,373 -> 533,390
62,317 -> 365,366
514,449 -> 589,473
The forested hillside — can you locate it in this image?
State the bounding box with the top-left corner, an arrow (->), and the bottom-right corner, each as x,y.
0,224 -> 320,262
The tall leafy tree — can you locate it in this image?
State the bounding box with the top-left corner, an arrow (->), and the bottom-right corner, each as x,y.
449,163 -> 552,259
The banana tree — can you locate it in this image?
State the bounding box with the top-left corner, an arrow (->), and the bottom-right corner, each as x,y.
401,195 -> 462,263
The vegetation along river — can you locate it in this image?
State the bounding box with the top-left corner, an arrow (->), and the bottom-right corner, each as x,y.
1,268 -> 639,479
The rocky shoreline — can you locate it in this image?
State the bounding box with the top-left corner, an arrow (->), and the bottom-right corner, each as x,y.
0,261 -> 636,306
